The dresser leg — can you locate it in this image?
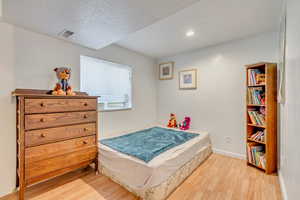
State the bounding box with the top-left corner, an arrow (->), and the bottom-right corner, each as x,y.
95,159 -> 99,174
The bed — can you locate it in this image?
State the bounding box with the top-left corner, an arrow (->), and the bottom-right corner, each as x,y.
98,126 -> 212,200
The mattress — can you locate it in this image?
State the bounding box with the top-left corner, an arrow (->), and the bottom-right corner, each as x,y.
100,126 -> 200,163
98,126 -> 211,195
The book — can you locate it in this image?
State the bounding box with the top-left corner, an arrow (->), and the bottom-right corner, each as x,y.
248,109 -> 265,126
247,142 -> 265,168
260,156 -> 266,169
247,87 -> 265,105
248,69 -> 265,85
249,130 -> 266,142
256,74 -> 266,85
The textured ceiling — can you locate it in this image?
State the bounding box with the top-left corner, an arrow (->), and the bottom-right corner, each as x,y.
118,0 -> 282,58
2,0 -> 200,49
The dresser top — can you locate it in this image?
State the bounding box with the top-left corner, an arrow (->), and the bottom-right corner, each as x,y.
12,89 -> 99,99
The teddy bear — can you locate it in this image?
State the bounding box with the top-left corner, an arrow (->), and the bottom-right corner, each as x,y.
179,117 -> 191,130
52,67 -> 75,96
167,113 -> 178,128
66,85 -> 76,96
52,83 -> 66,95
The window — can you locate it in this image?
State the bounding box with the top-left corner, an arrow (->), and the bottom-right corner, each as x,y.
80,55 -> 132,111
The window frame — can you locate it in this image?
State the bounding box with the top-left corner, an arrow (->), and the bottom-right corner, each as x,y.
80,55 -> 133,112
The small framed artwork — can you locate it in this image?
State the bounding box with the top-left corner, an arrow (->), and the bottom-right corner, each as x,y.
179,69 -> 197,89
159,62 -> 174,80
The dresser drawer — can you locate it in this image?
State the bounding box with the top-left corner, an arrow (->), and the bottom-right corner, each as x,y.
25,136 -> 96,164
25,147 -> 97,183
25,98 -> 97,114
25,111 -> 97,130
25,123 -> 96,147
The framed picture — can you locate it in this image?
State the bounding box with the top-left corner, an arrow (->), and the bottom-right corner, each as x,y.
159,62 -> 174,80
179,69 -> 197,89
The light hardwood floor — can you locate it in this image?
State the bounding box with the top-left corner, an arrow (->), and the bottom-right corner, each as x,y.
1,154 -> 282,200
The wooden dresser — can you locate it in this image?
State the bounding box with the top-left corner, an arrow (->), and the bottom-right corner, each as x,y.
13,89 -> 99,200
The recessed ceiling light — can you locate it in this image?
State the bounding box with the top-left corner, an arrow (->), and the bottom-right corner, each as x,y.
186,30 -> 195,37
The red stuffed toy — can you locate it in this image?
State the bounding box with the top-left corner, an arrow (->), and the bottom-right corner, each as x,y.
167,113 -> 178,128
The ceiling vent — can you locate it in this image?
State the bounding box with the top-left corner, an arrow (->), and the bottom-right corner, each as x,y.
58,29 -> 74,38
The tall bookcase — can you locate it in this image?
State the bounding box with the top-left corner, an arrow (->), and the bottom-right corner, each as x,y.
246,62 -> 277,174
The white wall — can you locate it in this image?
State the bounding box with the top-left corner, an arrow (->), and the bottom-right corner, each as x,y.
0,0 -> 2,19
0,22 -> 16,198
157,32 -> 278,156
279,0 -> 300,199
0,22 -> 157,197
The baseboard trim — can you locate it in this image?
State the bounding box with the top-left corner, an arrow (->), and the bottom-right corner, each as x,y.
213,148 -> 246,160
278,170 -> 288,200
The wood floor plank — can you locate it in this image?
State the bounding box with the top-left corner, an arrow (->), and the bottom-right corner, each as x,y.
0,154 -> 282,200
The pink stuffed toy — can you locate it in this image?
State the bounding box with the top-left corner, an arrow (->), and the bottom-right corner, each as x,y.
179,117 -> 191,130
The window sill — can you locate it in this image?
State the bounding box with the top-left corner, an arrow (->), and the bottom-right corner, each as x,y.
98,107 -> 132,112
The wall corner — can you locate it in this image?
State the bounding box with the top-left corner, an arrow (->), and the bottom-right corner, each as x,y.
279,170 -> 288,200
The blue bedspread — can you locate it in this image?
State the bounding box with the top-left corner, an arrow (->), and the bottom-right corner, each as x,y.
100,127 -> 199,163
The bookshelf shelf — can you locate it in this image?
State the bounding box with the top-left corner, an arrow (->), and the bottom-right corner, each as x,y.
248,84 -> 266,87
247,124 -> 266,128
246,62 -> 277,174
247,161 -> 266,171
247,138 -> 266,145
247,104 -> 266,107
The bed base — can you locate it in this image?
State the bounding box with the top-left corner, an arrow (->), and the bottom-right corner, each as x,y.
99,145 -> 212,200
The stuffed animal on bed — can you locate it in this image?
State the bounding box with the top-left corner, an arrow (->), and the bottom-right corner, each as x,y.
179,117 -> 191,130
167,113 -> 178,128
52,67 -> 75,96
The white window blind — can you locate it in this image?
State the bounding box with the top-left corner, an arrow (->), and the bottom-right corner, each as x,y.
80,55 -> 132,111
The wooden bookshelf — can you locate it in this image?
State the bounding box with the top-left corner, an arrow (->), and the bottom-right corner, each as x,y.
246,62 -> 277,174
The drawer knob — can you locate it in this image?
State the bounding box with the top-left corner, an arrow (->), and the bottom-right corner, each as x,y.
83,141 -> 88,144
83,114 -> 88,119
83,128 -> 88,132
84,103 -> 88,106
40,102 -> 45,107
40,118 -> 45,122
40,133 -> 46,138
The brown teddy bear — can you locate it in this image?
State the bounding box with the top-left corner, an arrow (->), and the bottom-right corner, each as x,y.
52,83 -> 66,95
52,67 -> 75,96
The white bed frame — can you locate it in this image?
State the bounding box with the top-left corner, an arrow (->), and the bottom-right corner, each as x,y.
99,145 -> 212,200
